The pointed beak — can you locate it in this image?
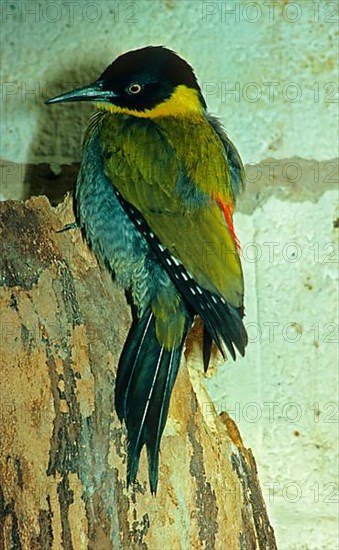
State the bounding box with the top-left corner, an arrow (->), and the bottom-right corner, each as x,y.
45,80 -> 117,105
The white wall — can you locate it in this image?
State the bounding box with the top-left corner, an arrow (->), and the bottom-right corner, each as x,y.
205,189 -> 338,549
1,1 -> 338,548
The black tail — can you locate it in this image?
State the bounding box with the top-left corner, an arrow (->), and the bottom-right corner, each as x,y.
203,326 -> 213,372
115,308 -> 187,493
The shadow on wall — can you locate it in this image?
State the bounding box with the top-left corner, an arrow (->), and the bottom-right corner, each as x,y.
23,162 -> 78,205
24,60 -> 101,204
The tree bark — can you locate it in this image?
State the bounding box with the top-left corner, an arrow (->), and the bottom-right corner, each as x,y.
0,195 -> 277,550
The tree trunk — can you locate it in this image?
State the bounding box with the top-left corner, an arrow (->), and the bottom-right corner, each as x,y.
0,195 -> 276,550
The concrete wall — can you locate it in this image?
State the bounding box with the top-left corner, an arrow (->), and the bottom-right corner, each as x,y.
1,1 -> 338,548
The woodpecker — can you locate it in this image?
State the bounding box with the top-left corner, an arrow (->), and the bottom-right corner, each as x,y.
46,45 -> 248,494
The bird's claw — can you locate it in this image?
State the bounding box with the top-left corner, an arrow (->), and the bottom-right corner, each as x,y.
56,222 -> 79,234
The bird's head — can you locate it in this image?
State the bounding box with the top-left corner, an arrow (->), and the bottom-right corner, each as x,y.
46,46 -> 206,118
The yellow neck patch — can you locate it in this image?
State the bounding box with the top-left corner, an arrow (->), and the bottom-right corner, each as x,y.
95,85 -> 203,118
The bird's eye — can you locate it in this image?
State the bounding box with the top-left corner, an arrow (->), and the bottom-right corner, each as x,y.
127,83 -> 142,95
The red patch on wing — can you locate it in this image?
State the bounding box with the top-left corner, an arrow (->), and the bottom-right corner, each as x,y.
216,194 -> 241,251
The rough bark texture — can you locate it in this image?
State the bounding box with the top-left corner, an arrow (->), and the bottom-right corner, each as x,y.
0,195 -> 277,550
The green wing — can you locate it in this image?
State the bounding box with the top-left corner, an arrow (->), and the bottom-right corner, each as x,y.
100,112 -> 244,308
